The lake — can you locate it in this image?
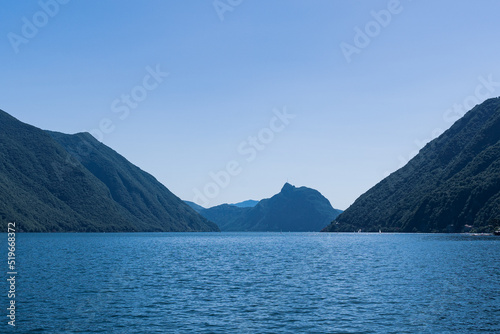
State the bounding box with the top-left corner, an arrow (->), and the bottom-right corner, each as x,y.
2,233 -> 499,333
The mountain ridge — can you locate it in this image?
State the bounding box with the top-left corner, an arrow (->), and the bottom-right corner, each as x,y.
199,183 -> 342,231
322,97 -> 500,233
0,109 -> 219,232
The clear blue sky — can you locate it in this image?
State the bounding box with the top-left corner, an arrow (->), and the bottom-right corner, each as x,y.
1,0 -> 499,209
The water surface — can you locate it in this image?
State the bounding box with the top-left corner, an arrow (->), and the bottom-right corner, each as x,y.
2,233 -> 499,333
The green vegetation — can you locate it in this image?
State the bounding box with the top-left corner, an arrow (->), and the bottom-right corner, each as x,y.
322,97 -> 500,233
0,110 -> 219,232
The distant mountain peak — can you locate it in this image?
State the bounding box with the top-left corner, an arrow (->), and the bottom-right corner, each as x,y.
199,183 -> 342,232
281,182 -> 295,192
230,200 -> 259,208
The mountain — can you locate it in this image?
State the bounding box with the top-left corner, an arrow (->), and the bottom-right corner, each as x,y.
49,131 -> 220,232
184,200 -> 257,231
0,109 -> 219,232
230,200 -> 259,208
198,204 -> 252,231
322,97 -> 500,233
184,201 -> 206,213
200,183 -> 342,231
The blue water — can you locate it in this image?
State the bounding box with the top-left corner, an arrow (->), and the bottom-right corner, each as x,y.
2,233 -> 499,333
